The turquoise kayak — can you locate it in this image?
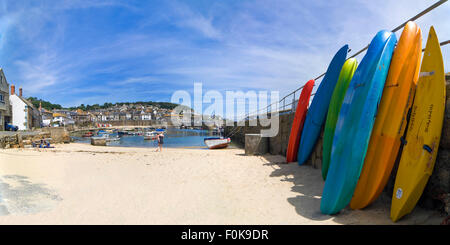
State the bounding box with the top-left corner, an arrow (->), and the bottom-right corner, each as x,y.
320,30 -> 397,215
297,45 -> 348,165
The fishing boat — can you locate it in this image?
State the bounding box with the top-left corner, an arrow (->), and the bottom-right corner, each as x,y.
97,130 -> 107,135
94,133 -> 120,142
204,137 -> 231,149
128,131 -> 143,136
144,131 -> 158,140
117,131 -> 127,137
82,131 -> 94,137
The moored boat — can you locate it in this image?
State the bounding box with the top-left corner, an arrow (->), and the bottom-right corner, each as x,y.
144,131 -> 158,140
97,130 -> 107,136
94,133 -> 120,142
82,131 -> 94,137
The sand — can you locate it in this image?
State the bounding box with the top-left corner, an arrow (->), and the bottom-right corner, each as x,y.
0,143 -> 444,225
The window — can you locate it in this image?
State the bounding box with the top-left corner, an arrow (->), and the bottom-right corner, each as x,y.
0,94 -> 4,103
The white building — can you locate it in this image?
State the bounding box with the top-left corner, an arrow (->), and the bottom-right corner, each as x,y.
141,113 -> 152,120
9,85 -> 41,130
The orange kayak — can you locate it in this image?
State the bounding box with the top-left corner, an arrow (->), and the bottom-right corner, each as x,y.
286,80 -> 314,163
350,21 -> 422,210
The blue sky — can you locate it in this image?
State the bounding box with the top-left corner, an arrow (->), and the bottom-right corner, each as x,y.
0,0 -> 449,110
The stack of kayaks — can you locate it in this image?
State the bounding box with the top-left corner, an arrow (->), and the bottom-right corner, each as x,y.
286,22 -> 446,222
350,21 -> 422,210
321,30 -> 397,215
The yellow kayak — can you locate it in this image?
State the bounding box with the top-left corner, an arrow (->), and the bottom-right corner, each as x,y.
350,21 -> 422,210
390,26 -> 446,222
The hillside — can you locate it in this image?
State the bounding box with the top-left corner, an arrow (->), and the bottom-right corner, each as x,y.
26,97 -> 188,112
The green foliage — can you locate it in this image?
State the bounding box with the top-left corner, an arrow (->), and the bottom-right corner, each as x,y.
27,97 -> 63,110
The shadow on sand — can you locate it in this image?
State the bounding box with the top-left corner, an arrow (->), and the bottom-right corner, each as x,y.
256,154 -> 442,225
0,175 -> 62,216
259,154 -> 332,222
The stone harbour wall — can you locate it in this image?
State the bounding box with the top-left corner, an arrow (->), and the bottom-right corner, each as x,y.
40,127 -> 72,144
0,127 -> 71,149
224,111 -> 295,155
0,132 -> 51,149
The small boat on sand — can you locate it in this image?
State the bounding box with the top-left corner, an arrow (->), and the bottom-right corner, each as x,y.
204,137 -> 231,149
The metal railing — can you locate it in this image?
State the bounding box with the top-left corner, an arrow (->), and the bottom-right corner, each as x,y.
236,0 -> 448,123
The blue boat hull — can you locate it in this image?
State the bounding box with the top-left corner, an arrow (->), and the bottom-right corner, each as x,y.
320,30 -> 397,215
297,45 -> 348,165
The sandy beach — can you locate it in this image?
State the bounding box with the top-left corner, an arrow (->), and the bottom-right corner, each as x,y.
0,143 -> 444,225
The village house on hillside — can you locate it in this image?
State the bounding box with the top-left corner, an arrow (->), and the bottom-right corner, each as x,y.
52,112 -> 75,127
9,85 -> 41,130
3,79 -> 184,129
72,109 -> 91,124
0,69 -> 12,131
40,107 -> 53,127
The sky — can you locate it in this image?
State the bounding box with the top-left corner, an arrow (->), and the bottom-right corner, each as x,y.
0,0 -> 449,115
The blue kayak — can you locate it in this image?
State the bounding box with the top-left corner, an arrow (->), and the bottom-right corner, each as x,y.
297,45 -> 348,165
320,30 -> 397,215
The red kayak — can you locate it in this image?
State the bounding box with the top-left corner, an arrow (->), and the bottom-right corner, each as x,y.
286,79 -> 314,162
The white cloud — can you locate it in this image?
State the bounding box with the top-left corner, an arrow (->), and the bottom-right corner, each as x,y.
108,76 -> 160,86
168,1 -> 222,39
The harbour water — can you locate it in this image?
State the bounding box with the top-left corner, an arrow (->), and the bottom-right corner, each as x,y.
73,128 -> 238,149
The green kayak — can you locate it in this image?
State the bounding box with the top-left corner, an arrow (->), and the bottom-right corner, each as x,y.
322,58 -> 358,180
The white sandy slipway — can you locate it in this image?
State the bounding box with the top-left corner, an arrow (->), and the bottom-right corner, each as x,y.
0,143 -> 443,225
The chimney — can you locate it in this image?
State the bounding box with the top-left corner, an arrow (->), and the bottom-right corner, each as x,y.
11,84 -> 15,95
19,87 -> 23,97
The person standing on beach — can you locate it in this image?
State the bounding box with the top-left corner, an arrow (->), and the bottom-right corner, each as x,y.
156,132 -> 164,152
